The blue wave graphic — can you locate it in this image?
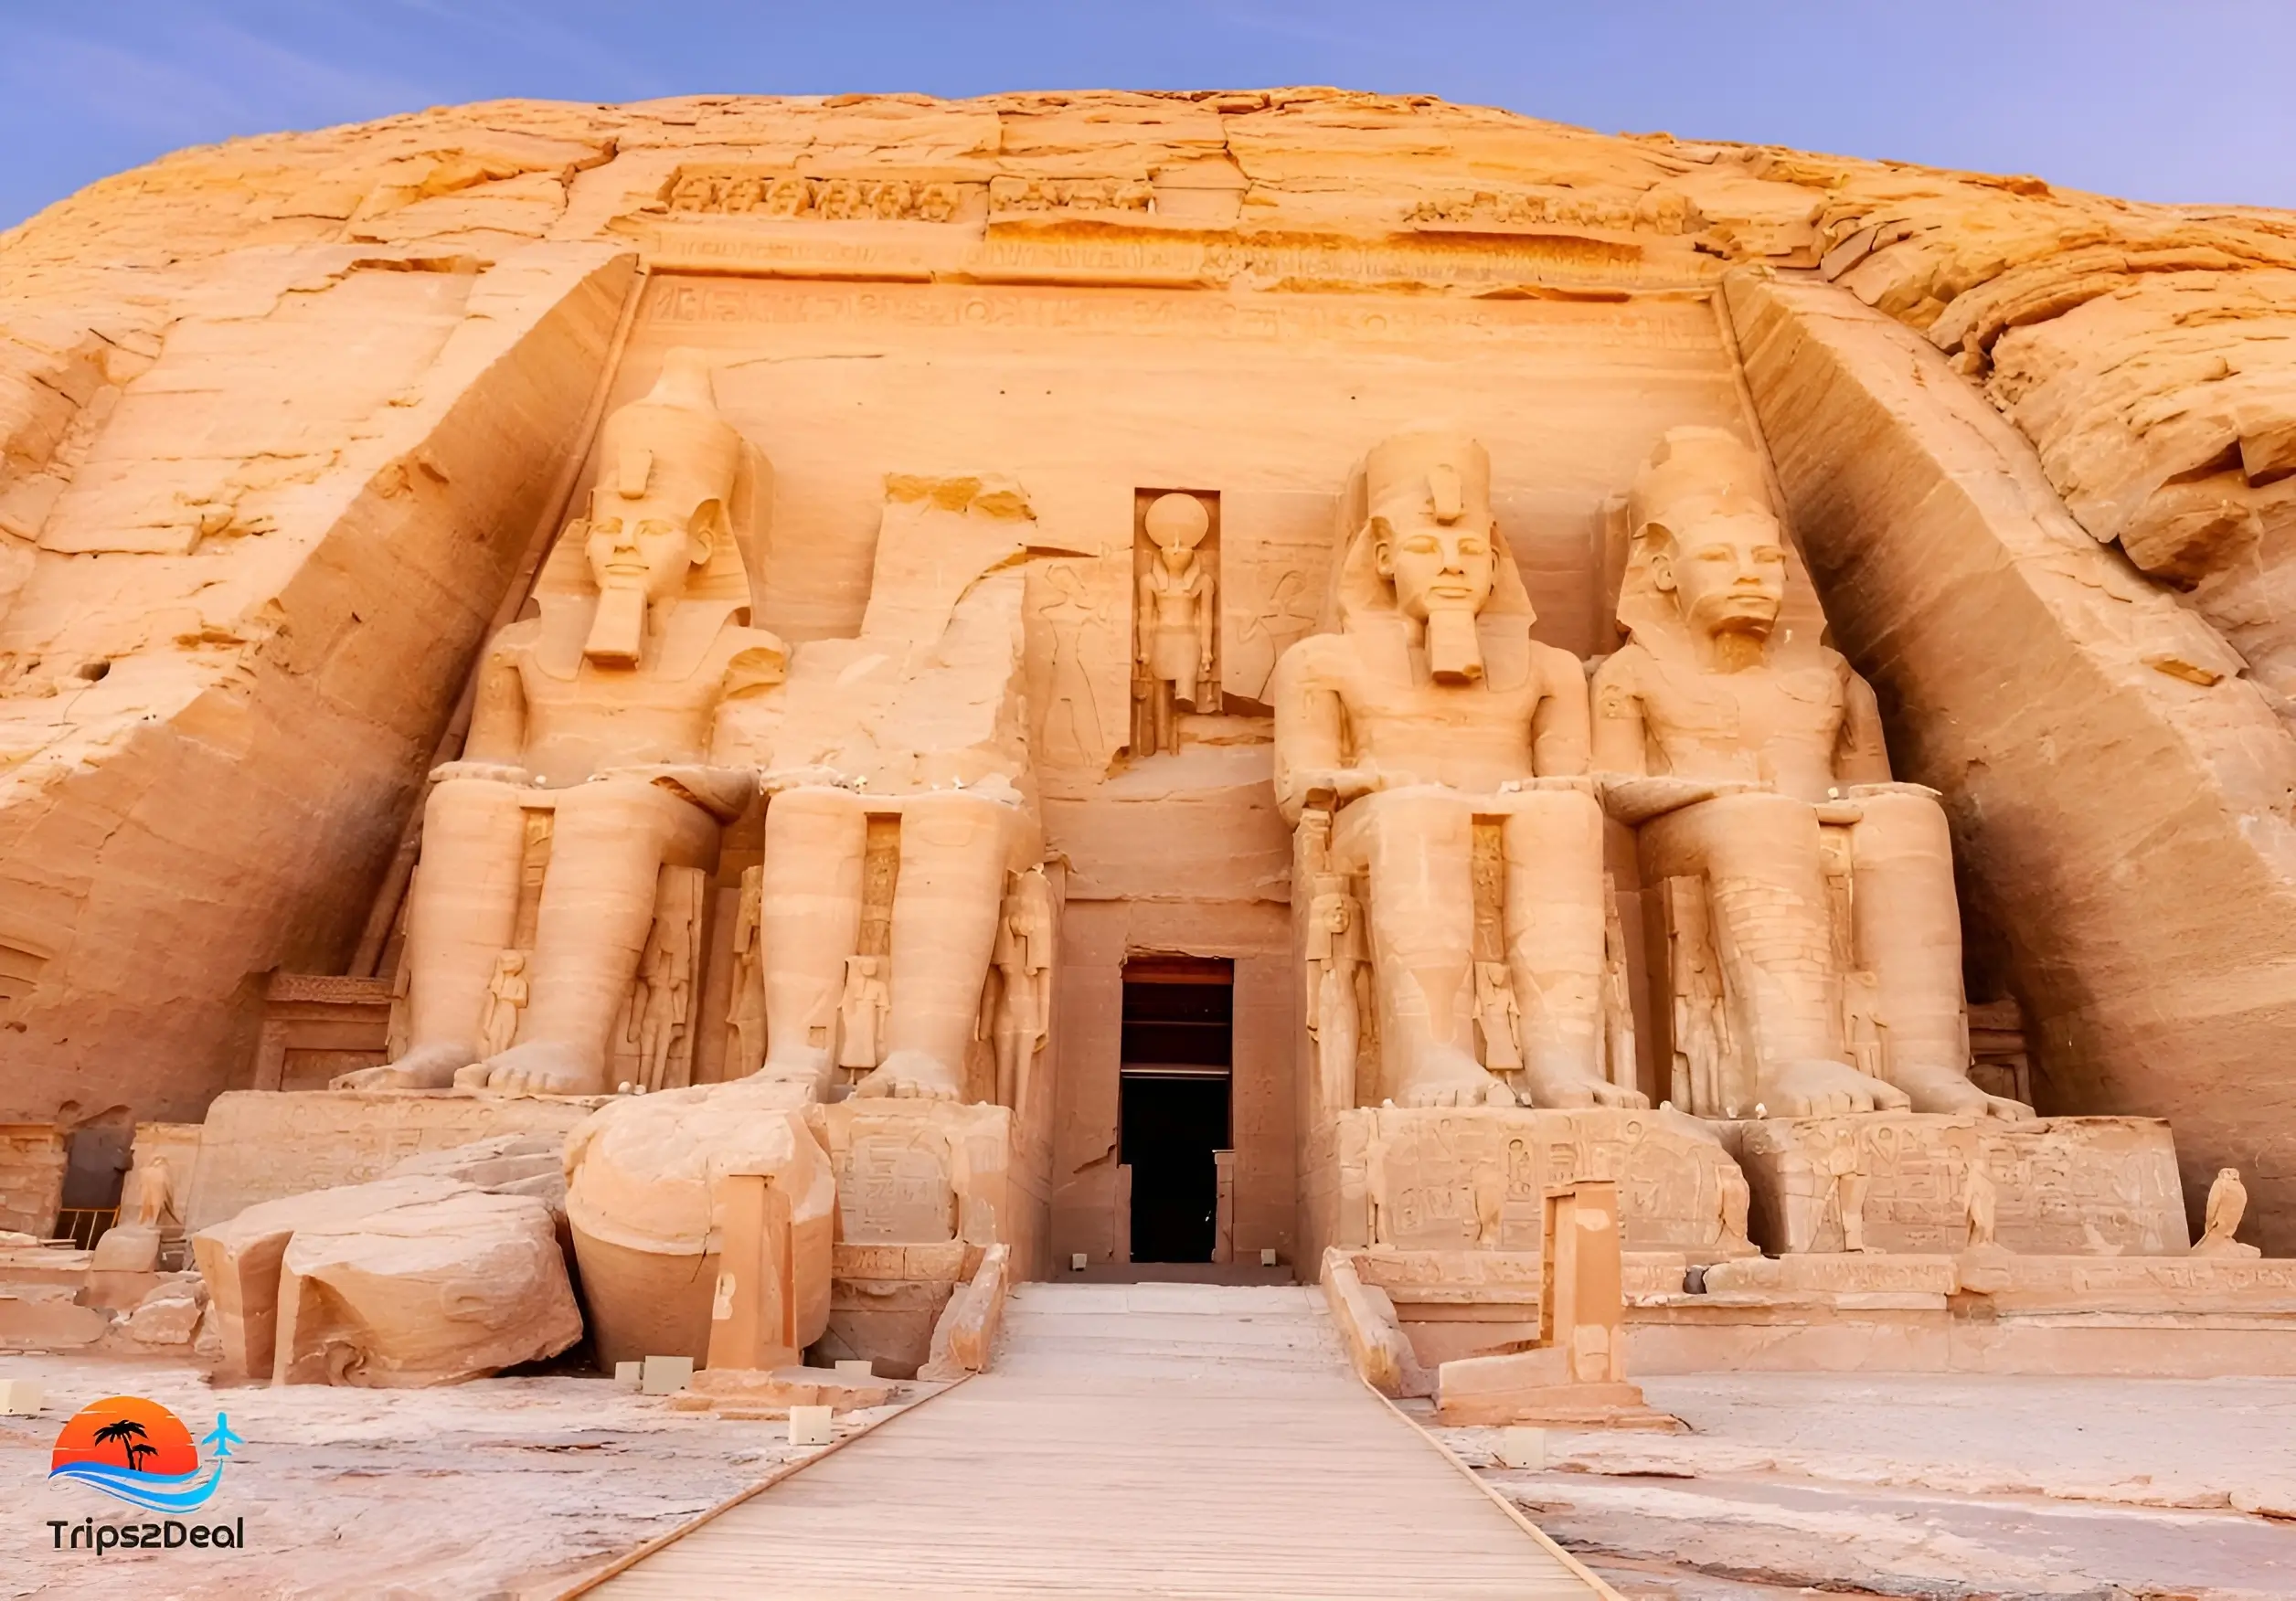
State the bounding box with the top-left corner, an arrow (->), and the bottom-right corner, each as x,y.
48,1460 -> 224,1511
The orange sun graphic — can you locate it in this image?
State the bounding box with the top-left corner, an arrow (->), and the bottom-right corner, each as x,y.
50,1396 -> 198,1479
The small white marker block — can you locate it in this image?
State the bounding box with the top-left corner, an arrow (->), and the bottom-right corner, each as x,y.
1070,1253 -> 1088,1271
834,1359 -> 875,1377
640,1354 -> 694,1395
1497,1426 -> 1547,1470
789,1404 -> 834,1446
0,1378 -> 44,1415
613,1361 -> 642,1390
1260,1248 -> 1278,1267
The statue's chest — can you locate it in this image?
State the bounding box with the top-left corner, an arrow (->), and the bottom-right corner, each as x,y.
519,657 -> 722,723
1348,671 -> 1539,739
1645,665 -> 1841,754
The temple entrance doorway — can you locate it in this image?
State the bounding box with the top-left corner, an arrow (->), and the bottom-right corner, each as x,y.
1118,957 -> 1233,1264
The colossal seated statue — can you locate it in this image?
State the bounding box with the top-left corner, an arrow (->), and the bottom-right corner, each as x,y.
735,473 -> 1053,1108
1271,430 -> 1642,1113
1592,428 -> 2030,1121
337,351 -> 783,1098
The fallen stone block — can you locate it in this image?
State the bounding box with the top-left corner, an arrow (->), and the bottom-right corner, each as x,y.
384,1134 -> 567,1208
124,1280 -> 207,1347
273,1190 -> 580,1386
565,1079 -> 834,1371
191,1175 -> 469,1381
919,1243 -> 1009,1381
688,1364 -> 897,1411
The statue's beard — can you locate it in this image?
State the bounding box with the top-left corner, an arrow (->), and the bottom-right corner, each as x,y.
584,577 -> 650,666
1421,602 -> 1483,684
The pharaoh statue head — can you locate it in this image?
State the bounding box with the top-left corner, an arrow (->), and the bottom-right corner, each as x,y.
575,348 -> 752,665
1629,428 -> 1786,647
1365,431 -> 1497,681
1144,492 -> 1210,574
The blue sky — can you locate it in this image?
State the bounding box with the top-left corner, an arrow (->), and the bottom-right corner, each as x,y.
4,2 -> 2290,228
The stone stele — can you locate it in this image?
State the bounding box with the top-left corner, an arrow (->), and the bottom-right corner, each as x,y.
6,90 -> 2296,1401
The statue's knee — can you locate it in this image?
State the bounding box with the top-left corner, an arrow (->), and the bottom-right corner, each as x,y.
424,774 -> 524,827
764,785 -> 865,845
1851,789 -> 1951,859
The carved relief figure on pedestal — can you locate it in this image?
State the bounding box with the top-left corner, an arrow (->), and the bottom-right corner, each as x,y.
1133,492 -> 1216,756
1593,427 -> 2030,1120
335,349 -> 784,1097
1272,431 -> 1641,1112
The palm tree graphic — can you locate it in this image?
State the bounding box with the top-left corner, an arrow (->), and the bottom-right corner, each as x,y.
91,1418 -> 150,1469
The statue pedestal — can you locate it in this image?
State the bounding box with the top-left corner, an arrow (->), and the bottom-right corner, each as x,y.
1307,1106 -> 1757,1265
1721,1114 -> 2187,1256
184,1090 -> 606,1231
805,1099 -> 1046,1378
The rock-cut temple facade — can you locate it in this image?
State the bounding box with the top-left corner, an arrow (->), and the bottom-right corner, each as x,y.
4,90 -> 2296,1394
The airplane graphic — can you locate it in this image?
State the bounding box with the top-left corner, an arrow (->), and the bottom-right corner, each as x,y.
199,1415 -> 243,1459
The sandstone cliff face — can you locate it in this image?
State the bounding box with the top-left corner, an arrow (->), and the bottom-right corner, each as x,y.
3,90 -> 2293,1242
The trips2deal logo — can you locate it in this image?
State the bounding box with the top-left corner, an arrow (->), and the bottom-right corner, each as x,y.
44,1394 -> 249,1554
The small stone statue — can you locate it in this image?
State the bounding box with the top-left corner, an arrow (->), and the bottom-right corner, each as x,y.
2193,1168 -> 2260,1258
1472,960 -> 1522,1071
478,950 -> 528,1060
992,867 -> 1056,1115
1304,867 -> 1370,1115
724,864 -> 767,1077
838,954 -> 890,1071
1134,492 -> 1216,756
127,1152 -> 175,1230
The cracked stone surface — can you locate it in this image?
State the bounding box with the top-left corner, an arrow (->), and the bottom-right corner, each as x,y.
1433,1373 -> 2296,1598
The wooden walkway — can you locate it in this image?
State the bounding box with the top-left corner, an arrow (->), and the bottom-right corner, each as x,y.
588,1281 -> 1606,1599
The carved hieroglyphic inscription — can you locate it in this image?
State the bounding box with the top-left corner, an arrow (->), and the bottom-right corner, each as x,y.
183,1091 -> 602,1230
1218,489 -> 1334,705
1027,557 -> 1122,781
1407,187 -> 1701,235
989,175 -> 1152,215
1352,1106 -> 1752,1259
1735,1115 -> 2189,1256
836,1124 -> 958,1244
664,167 -> 977,221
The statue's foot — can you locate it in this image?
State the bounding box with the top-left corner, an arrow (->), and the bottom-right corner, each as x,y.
746,1056 -> 834,1103
454,1041 -> 606,1097
1760,1058 -> 1912,1118
332,1044 -> 473,1091
854,1049 -> 963,1101
1394,1045 -> 1516,1108
1518,1068 -> 1649,1111
1897,1069 -> 2036,1121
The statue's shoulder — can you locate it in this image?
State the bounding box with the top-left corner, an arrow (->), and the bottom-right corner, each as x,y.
484,616 -> 543,662
1590,638 -> 1654,691
1526,638 -> 1590,687
1817,645 -> 1866,691
718,623 -> 790,692
1271,630 -> 1355,686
